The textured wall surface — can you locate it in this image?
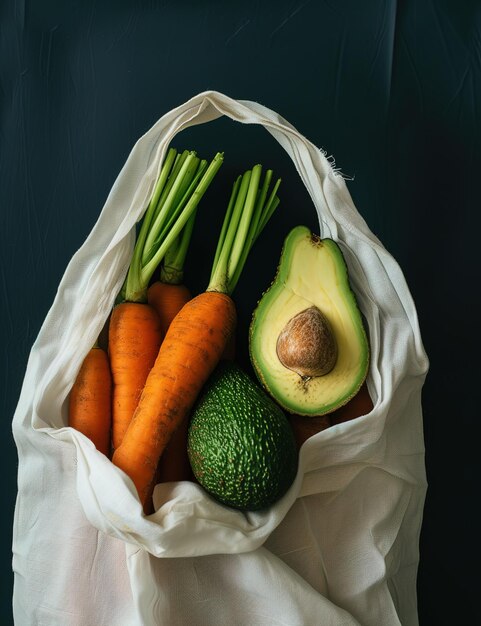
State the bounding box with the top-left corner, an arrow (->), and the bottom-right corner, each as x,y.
2,1 -> 479,624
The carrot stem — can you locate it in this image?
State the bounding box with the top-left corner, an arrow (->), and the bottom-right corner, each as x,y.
211,175 -> 242,277
228,164 -> 262,279
141,152 -> 200,265
160,209 -> 198,285
122,150 -> 223,303
228,175 -> 281,294
258,178 -> 282,233
150,159 -> 208,266
146,148 -> 179,233
208,171 -> 251,294
140,152 -> 224,291
208,165 -> 281,295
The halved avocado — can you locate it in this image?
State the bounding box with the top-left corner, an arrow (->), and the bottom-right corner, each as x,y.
249,225 -> 369,416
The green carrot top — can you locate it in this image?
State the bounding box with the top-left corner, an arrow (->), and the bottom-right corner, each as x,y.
208,164 -> 281,295
121,148 -> 223,303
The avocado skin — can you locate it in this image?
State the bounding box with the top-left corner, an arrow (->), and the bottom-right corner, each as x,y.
187,363 -> 298,511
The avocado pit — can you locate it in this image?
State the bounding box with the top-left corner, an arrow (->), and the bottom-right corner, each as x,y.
276,306 -> 338,378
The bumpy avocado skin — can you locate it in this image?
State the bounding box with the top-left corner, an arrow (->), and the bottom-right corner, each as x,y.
187,363 -> 298,511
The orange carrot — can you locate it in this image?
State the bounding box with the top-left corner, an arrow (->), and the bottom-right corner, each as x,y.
149,282 -> 236,484
221,329 -> 236,361
109,149 -> 223,450
147,236 -> 194,483
155,416 -> 194,483
287,383 -> 373,449
69,346 -> 112,456
139,285 -> 194,490
147,281 -> 192,336
113,164 -> 281,507
288,414 -> 331,450
149,285 -> 238,485
109,303 -> 162,449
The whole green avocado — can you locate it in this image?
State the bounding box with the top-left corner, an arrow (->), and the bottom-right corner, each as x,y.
187,362 -> 298,511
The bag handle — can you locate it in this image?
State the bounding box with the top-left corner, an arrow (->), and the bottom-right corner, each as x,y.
141,90 -> 342,240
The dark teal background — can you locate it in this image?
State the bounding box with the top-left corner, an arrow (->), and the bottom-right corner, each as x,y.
2,1 -> 479,624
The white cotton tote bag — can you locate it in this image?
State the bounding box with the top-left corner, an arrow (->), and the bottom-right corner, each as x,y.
12,91 -> 429,626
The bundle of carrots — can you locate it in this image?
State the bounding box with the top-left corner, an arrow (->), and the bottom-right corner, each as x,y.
69,147 -> 223,460
68,146 -> 283,512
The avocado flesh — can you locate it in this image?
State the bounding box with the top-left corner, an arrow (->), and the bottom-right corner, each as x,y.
250,225 -> 369,416
187,363 -> 298,511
